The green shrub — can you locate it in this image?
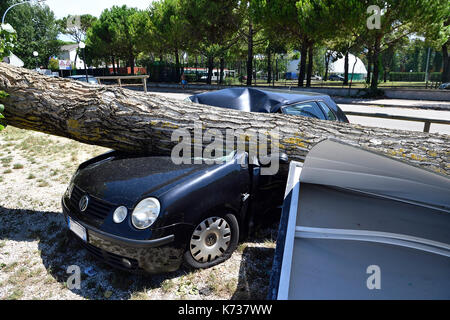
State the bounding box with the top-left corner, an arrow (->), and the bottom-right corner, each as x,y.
389,72 -> 442,82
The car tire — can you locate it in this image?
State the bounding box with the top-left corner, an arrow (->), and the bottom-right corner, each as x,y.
184,213 -> 239,269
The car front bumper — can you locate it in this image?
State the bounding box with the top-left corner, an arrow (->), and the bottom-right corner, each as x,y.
62,199 -> 186,274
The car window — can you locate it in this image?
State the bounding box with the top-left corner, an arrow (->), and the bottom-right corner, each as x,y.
318,101 -> 337,121
282,102 -> 326,120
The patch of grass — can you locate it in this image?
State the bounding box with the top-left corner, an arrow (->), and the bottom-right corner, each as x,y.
6,288 -> 24,300
161,279 -> 176,293
1,157 -> 12,167
27,173 -> 36,180
3,261 -> 18,272
130,290 -> 150,300
3,169 -> 12,174
37,179 -> 50,188
13,163 -> 24,170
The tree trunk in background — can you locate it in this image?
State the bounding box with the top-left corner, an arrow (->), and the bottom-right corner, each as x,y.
371,37 -> 382,91
219,57 -> 225,85
207,56 -> 214,85
0,63 -> 448,175
343,51 -> 349,85
442,42 -> 450,83
175,49 -> 181,82
112,56 -> 117,75
306,44 -> 314,87
130,56 -> 136,75
267,49 -> 272,84
366,49 -> 372,84
324,52 -> 330,81
246,23 -> 254,86
298,43 -> 307,87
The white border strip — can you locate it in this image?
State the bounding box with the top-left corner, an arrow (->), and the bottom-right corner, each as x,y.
277,162 -> 303,300
295,226 -> 450,258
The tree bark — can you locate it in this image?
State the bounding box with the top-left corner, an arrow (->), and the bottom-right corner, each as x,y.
343,51 -> 349,85
442,42 -> 450,83
129,55 -> 135,76
246,23 -> 254,87
298,43 -> 307,87
207,56 -> 214,85
371,37 -> 381,91
0,63 -> 448,176
324,52 -> 330,81
175,49 -> 181,82
219,57 -> 225,85
306,44 -> 314,88
366,49 -> 372,84
267,49 -> 272,84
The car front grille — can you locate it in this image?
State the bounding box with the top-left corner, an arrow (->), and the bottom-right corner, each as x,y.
70,185 -> 114,222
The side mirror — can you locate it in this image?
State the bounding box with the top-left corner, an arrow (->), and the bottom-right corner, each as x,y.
258,153 -> 289,167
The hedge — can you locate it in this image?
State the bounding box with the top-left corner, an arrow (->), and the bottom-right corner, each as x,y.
388,72 -> 442,82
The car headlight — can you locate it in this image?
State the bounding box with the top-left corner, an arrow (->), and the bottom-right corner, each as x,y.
131,198 -> 160,230
66,182 -> 75,198
113,206 -> 128,224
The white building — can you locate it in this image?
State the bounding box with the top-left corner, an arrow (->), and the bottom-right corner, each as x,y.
287,52 -> 367,80
57,44 -> 86,70
329,53 -> 367,79
2,52 -> 24,67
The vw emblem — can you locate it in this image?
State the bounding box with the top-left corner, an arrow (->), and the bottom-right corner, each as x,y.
79,195 -> 89,212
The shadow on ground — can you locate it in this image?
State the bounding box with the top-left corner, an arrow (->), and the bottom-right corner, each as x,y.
231,246 -> 275,300
0,206 -> 189,300
0,205 -> 278,300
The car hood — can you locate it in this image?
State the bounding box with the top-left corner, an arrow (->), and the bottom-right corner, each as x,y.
73,155 -> 211,207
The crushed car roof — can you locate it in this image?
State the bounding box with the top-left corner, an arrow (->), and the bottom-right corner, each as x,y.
189,87 -> 329,113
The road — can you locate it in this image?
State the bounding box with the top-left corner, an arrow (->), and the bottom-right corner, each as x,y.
147,89 -> 450,135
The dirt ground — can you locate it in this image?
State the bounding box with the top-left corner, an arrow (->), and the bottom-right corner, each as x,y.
0,127 -> 278,300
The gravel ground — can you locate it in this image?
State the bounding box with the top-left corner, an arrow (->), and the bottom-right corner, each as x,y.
0,127 -> 278,300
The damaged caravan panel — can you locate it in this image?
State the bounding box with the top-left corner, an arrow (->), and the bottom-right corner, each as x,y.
269,139 -> 450,300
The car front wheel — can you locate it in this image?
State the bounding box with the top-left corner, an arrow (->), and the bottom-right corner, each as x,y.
184,214 -> 239,269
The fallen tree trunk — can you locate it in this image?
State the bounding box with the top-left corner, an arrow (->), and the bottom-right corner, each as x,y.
0,63 -> 449,176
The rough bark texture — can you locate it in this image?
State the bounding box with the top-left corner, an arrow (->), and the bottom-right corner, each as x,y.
0,63 -> 448,176
306,44 -> 313,88
343,51 -> 349,85
246,23 -> 254,87
298,44 -> 307,87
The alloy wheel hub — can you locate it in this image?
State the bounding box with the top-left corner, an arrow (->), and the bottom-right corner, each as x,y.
190,217 -> 231,263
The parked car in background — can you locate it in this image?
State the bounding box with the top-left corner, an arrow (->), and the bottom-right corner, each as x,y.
36,69 -> 59,77
66,75 -> 99,85
311,75 -> 323,81
439,82 -> 450,90
63,88 -> 349,274
328,74 -> 345,81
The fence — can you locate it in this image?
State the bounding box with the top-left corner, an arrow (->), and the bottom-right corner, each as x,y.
58,67 -> 147,78
389,72 -> 442,82
344,111 -> 450,133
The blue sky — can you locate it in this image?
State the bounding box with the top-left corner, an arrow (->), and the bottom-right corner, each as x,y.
41,0 -> 153,41
45,0 -> 153,19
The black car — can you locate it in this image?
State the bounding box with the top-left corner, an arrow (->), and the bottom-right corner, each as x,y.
328,74 -> 345,81
439,82 -> 450,90
62,88 -> 348,273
